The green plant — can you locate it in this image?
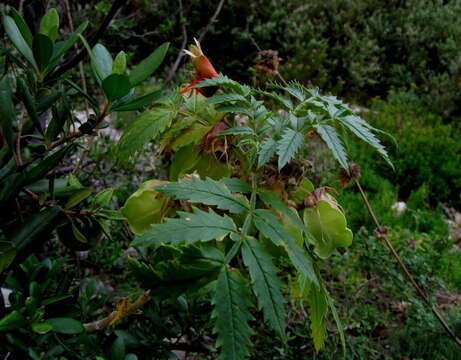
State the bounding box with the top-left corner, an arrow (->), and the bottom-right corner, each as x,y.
0,7 -> 173,357
0,6 -> 169,272
119,74 -> 392,358
6,4 -> 456,359
87,0 -> 461,115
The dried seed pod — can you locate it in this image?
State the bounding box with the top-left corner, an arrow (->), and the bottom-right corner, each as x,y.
307,129 -> 318,139
254,50 -> 280,76
303,186 -> 338,208
339,162 -> 361,187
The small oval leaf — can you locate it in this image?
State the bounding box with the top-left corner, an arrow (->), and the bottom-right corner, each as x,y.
92,43 -> 113,80
102,74 -> 132,102
0,311 -> 25,332
112,51 -> 127,74
33,34 -> 53,71
92,188 -> 113,209
0,241 -> 17,273
128,42 -> 169,86
39,8 -> 59,42
10,8 -> 33,47
64,188 -> 92,209
32,322 -> 53,334
112,90 -> 162,111
46,317 -> 84,334
3,15 -> 37,70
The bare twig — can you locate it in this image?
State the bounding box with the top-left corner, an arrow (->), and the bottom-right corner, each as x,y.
197,0 -> 226,43
72,137 -> 94,175
64,0 -> 89,117
47,131 -> 81,151
18,0 -> 25,14
249,35 -> 262,52
15,127 -> 23,167
277,72 -> 289,87
23,187 -> 39,200
49,0 -> 126,80
47,102 -> 109,152
120,30 -> 158,39
84,292 -> 151,332
15,198 -> 24,222
62,209 -> 95,217
166,0 -> 188,83
355,179 -> 461,347
166,0 -> 226,82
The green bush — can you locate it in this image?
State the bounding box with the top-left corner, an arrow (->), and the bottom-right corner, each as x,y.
363,91 -> 461,208
278,0 -> 461,115
51,1 -> 461,114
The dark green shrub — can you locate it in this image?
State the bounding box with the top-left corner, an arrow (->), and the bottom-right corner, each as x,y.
365,92 -> 461,208
55,0 -> 461,114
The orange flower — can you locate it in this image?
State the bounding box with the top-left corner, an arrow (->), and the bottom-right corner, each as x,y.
180,38 -> 219,97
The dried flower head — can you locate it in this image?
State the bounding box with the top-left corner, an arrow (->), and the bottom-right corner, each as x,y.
339,162 -> 361,187
254,50 -> 280,76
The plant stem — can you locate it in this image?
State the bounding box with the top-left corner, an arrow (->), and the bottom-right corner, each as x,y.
47,102 -> 109,152
355,179 -> 461,347
225,174 -> 257,264
15,126 -> 23,167
242,173 -> 257,236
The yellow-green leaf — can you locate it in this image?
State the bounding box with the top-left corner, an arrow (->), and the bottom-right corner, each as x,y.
302,199 -> 353,259
121,180 -> 167,235
39,8 -> 59,42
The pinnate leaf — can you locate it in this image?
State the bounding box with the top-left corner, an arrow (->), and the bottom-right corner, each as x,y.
242,237 -> 286,339
219,178 -> 251,193
258,189 -> 309,235
215,104 -> 252,117
117,107 -> 176,162
258,138 -> 277,168
132,208 -> 236,247
219,126 -> 255,136
307,284 -> 328,352
339,115 -> 393,169
314,124 -> 348,170
156,177 -> 249,214
276,128 -> 304,169
212,266 -> 253,360
195,75 -> 250,96
205,93 -> 249,106
112,90 -> 162,111
258,90 -> 293,109
253,210 -> 318,286
325,289 -> 347,357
